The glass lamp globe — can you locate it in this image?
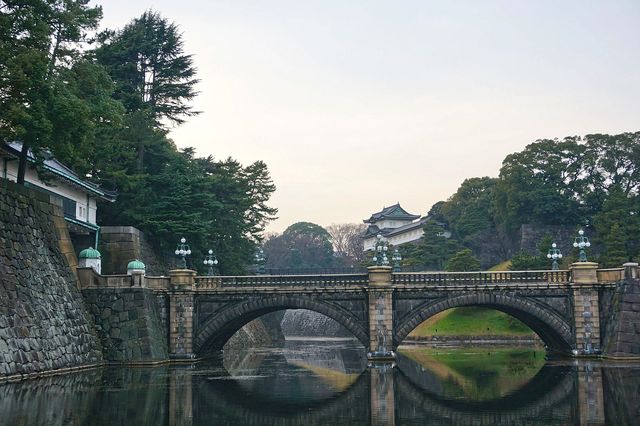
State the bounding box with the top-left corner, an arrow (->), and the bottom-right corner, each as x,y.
203,260 -> 207,265
175,249 -> 180,255
186,249 -> 191,255
558,254 -> 563,258
586,242 -> 591,247
578,230 -> 584,236
547,254 -> 552,258
208,260 -> 214,266
208,249 -> 213,255
181,237 -> 186,243
372,256 -> 377,262
573,242 -> 578,248
552,254 -> 558,259
552,243 -> 557,248
214,259 -> 218,265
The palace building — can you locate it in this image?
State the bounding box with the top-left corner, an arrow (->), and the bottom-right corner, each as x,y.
362,203 -> 450,250
1,141 -> 116,248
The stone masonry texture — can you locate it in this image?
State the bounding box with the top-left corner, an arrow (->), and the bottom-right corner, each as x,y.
0,180 -> 103,378
601,278 -> 640,357
100,226 -> 168,276
82,288 -> 169,362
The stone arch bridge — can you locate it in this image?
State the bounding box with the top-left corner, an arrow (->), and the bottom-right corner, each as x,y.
79,262 -> 629,361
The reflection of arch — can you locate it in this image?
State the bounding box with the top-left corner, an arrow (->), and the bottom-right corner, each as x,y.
195,296 -> 368,355
394,293 -> 573,353
395,357 -> 576,423
193,362 -> 370,424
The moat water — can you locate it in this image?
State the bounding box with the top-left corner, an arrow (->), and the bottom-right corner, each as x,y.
1,339 -> 638,425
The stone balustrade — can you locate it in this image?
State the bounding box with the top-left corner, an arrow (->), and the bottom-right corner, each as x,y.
392,270 -> 572,286
194,273 -> 369,289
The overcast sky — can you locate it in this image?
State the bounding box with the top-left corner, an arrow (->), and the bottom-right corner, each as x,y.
98,0 -> 640,232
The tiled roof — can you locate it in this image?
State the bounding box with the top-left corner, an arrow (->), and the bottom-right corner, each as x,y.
2,141 -> 117,202
364,203 -> 420,224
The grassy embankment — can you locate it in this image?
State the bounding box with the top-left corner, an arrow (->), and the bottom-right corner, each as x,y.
408,260 -> 538,339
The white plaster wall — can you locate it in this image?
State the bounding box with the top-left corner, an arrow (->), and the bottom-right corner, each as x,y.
363,228 -> 424,251
3,160 -> 97,224
373,219 -> 414,230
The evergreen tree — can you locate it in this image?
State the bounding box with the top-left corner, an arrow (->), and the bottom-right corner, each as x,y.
593,187 -> 639,265
417,221 -> 456,270
600,223 -> 628,267
95,10 -> 199,126
446,249 -> 480,272
263,222 -> 334,270
0,0 -> 104,183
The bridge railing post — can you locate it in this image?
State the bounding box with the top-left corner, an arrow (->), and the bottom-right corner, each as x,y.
367,266 -> 395,360
168,269 -> 196,359
623,262 -> 639,280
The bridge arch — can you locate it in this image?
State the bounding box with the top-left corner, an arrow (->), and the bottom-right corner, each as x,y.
195,296 -> 369,355
394,293 -> 574,353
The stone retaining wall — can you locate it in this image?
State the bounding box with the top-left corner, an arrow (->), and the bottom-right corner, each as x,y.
601,278 -> 640,357
0,180 -> 103,379
100,226 -> 168,276
82,288 -> 168,362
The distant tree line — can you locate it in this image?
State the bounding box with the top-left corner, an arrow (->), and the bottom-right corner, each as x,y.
0,3 -> 276,274
262,222 -> 366,271
402,133 -> 640,269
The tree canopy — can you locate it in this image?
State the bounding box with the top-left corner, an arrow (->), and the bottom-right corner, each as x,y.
263,222 -> 335,270
1,4 -> 277,274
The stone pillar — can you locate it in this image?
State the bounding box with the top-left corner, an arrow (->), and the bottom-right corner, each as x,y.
570,262 -> 601,356
623,262 -> 639,280
576,362 -> 605,426
367,266 -> 394,359
169,269 -> 196,359
370,364 -> 395,426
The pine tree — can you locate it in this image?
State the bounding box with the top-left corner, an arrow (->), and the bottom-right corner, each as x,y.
446,249 -> 481,272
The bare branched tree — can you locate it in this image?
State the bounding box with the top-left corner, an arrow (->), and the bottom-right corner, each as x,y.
327,223 -> 367,266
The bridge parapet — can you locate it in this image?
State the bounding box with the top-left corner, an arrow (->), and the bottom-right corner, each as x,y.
392,270 -> 571,286
194,273 -> 369,289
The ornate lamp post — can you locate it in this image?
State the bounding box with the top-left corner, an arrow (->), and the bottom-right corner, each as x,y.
372,234 -> 389,266
203,249 -> 218,276
174,237 -> 191,269
255,247 -> 266,274
392,248 -> 402,272
546,243 -> 563,270
573,229 -> 591,262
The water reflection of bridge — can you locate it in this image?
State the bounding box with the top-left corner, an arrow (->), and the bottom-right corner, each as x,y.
0,356 -> 635,425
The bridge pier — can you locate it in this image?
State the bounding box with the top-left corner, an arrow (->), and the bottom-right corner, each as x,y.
169,269 -> 196,359
367,267 -> 395,360
570,262 -> 602,356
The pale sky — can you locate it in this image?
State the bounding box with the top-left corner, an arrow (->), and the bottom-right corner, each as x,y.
98,0 -> 640,232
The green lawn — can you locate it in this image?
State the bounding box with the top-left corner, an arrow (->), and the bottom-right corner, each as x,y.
408,307 -> 536,337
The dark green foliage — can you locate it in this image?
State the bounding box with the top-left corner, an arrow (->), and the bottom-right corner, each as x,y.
0,0 -> 104,183
94,10 -> 199,126
441,177 -> 496,241
1,3 -> 277,274
418,221 -> 461,270
594,187 -> 639,266
493,133 -> 640,237
263,222 -> 335,269
445,249 -> 480,272
510,235 -> 555,270
98,143 -> 277,274
509,251 -> 547,271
